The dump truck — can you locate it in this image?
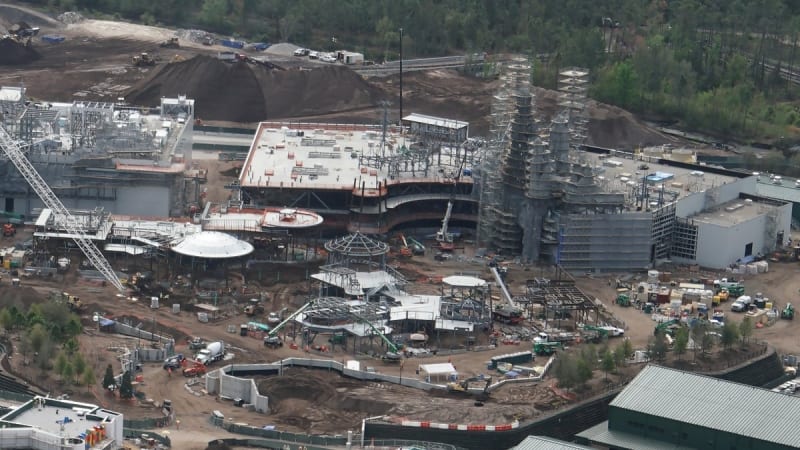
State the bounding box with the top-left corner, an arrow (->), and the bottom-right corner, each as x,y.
133,52 -> 156,67
196,341 -> 225,365
533,341 -> 562,355
159,37 -> 180,48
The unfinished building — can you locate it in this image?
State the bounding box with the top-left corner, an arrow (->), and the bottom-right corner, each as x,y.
0,86 -> 196,218
235,119 -> 480,234
477,61 -> 791,272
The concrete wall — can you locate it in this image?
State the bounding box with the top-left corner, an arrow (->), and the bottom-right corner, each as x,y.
111,321 -> 171,344
675,177 -> 754,218
692,202 -> 792,268
116,186 -> 171,217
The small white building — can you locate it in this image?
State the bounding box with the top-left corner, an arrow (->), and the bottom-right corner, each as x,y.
0,396 -> 124,449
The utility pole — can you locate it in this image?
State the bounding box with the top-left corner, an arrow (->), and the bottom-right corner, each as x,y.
399,27 -> 404,125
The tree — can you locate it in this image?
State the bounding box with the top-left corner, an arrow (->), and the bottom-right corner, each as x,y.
739,316 -> 754,345
721,321 -> 740,350
55,352 -> 68,377
673,327 -> 689,360
576,357 -> 594,387
82,367 -> 97,392
28,324 -> 47,354
648,332 -> 668,361
601,349 -> 616,380
691,323 -> 708,358
613,343 -> 626,367
0,308 -> 12,332
102,364 -> 116,391
119,370 -> 134,400
73,354 -> 87,383
622,337 -> 634,359
62,362 -> 74,385
553,353 -> 579,391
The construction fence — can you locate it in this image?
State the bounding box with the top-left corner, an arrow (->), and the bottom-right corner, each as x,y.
123,428 -> 171,447
209,416 -> 348,448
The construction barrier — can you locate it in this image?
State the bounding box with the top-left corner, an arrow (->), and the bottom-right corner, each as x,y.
398,419 -> 518,432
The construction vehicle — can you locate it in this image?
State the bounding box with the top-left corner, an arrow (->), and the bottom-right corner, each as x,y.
163,354 -> 185,370
2,223 -> 15,237
195,341 -> 225,365
654,319 -> 681,336
615,294 -> 631,307
8,22 -> 40,38
133,52 -> 157,67
182,360 -> 207,377
263,335 -> 283,348
447,376 -> 492,401
406,236 -> 426,255
244,298 -> 265,316
533,341 -> 562,355
63,292 -> 85,312
159,37 -> 180,48
782,303 -> 795,320
397,233 -> 413,258
187,337 -> 206,350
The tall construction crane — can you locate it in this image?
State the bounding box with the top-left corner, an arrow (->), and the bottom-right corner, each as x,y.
0,125 -> 125,292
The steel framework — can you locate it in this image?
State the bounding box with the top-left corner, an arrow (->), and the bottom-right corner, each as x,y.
0,124 -> 125,291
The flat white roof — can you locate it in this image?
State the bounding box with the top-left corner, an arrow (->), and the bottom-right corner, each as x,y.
239,122 -> 475,190
690,198 -> 783,227
311,270 -> 399,296
0,86 -> 24,102
403,113 -> 468,130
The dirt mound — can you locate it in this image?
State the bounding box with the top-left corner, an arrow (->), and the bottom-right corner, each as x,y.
0,38 -> 40,65
125,55 -> 383,123
0,285 -> 47,309
586,102 -> 675,149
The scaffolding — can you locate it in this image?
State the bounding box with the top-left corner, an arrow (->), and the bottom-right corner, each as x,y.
558,67 -> 590,147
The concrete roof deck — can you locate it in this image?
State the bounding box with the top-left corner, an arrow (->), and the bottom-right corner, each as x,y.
581,151 -> 742,203
2,398 -> 119,449
688,197 -> 782,227
239,122 -> 474,191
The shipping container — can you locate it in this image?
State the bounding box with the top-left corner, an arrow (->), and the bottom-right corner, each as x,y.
251,42 -> 270,51
220,39 -> 245,49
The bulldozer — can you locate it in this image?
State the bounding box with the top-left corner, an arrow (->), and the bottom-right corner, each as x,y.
244,298 -> 265,316
59,292 -> 85,312
2,223 -> 15,237
132,52 -> 157,67
159,37 -> 180,48
782,303 -> 795,320
447,376 -> 492,401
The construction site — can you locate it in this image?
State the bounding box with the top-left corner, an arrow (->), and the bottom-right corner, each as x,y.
2,5 -> 800,450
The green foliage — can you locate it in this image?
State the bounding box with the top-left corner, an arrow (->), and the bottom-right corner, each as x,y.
553,353 -> 579,391
61,362 -> 74,384
601,349 -> 615,379
648,332 -> 668,361
721,321 -> 740,350
73,354 -> 87,382
613,343 -> 626,367
55,352 -> 68,376
739,316 -> 754,345
119,370 -> 134,399
575,357 -> 593,387
673,327 -> 689,360
102,364 -> 116,391
82,367 -> 96,391
622,338 -> 633,359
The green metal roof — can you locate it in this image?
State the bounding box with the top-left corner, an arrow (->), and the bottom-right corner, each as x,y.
510,436 -> 593,450
755,180 -> 800,204
610,365 -> 800,447
577,421 -> 694,450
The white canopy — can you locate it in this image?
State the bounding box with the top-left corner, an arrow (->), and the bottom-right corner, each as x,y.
419,363 -> 456,377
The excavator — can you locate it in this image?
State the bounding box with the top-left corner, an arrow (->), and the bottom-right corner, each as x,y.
159,37 -> 180,49
244,298 -> 265,316
782,303 -> 795,320
447,376 -> 492,401
57,291 -> 85,312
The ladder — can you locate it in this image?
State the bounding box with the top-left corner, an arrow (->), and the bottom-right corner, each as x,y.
0,124 -> 125,292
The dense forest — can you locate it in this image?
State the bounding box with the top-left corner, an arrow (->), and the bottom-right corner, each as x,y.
22,0 -> 800,144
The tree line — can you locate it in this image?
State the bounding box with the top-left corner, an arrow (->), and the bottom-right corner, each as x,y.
24,0 -> 800,142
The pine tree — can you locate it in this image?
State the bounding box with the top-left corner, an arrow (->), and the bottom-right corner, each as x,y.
102,364 -> 115,391
119,370 -> 133,400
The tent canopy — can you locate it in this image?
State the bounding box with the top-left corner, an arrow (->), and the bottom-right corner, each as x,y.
418,363 -> 456,376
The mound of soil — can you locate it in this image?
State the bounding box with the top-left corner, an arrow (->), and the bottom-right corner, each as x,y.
0,38 -> 40,65
0,285 -> 47,309
125,55 -> 384,123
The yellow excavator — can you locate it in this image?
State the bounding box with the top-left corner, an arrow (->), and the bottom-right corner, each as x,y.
447,376 -> 492,401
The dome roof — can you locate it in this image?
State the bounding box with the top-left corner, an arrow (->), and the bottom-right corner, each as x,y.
324,231 -> 389,257
172,231 -> 254,259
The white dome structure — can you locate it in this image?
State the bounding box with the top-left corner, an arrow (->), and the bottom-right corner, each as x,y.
171,231 -> 254,259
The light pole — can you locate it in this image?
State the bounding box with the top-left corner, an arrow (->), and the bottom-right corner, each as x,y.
399,27 -> 403,124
